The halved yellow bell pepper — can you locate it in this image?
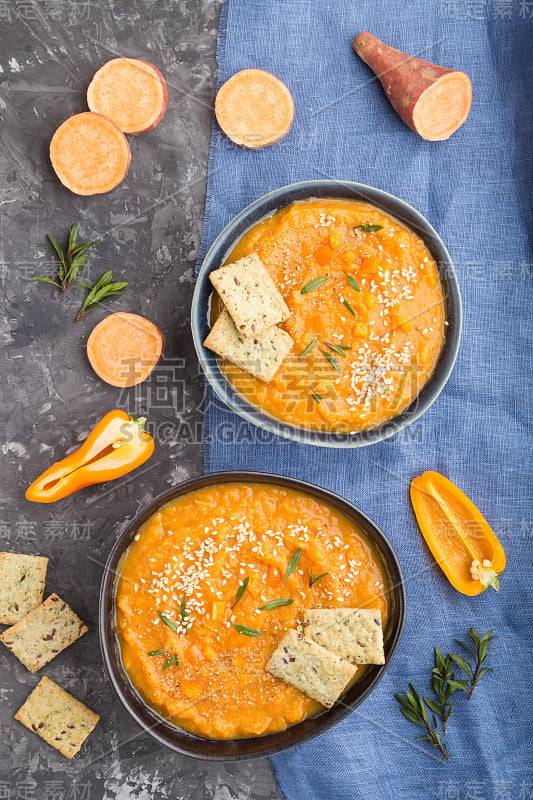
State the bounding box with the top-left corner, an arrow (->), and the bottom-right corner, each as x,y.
26,410 -> 154,503
410,471 -> 506,596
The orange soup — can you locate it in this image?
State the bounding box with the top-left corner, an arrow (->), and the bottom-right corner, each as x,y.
217,198 -> 446,432
115,482 -> 391,739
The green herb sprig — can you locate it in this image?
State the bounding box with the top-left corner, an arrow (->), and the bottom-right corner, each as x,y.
309,570 -> 329,587
232,624 -> 262,637
298,337 -> 319,359
282,548 -> 302,588
395,684 -> 450,762
162,653 -> 179,671
353,224 -> 383,233
325,341 -> 350,359
147,649 -> 167,657
320,349 -> 341,373
395,628 -> 498,761
34,223 -> 98,292
342,298 -> 356,317
301,276 -> 328,294
424,647 -> 459,732
448,628 -> 498,699
233,576 -> 249,608
345,273 -> 360,292
157,611 -> 178,632
75,270 -> 128,321
260,598 -> 294,610
310,390 -> 322,403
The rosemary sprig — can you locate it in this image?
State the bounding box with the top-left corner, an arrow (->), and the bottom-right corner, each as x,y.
298,337 -> 319,359
448,628 -> 498,700
320,349 -> 341,374
425,647 -> 459,732
353,224 -> 383,233
232,624 -> 262,637
310,390 -> 322,403
325,341 -> 351,358
147,649 -> 167,656
34,223 -> 98,291
309,570 -> 329,587
345,273 -> 360,292
162,653 -> 179,671
282,548 -> 302,588
75,270 -> 128,321
232,576 -> 249,608
395,684 -> 449,762
342,298 -> 357,317
157,611 -> 179,632
260,598 -> 294,610
301,276 -> 328,294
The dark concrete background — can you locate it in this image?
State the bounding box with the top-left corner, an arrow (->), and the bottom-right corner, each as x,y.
0,1 -> 280,797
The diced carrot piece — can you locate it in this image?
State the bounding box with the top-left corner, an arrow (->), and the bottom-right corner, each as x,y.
314,244 -> 333,266
215,69 -> 294,148
329,229 -> 341,249
86,312 -> 164,387
87,58 -> 168,135
180,679 -> 202,699
211,601 -> 226,622
354,322 -> 369,338
49,112 -> 130,196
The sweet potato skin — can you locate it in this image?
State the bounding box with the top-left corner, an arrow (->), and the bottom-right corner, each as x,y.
49,112 -> 131,195
87,58 -> 168,135
353,32 -> 472,140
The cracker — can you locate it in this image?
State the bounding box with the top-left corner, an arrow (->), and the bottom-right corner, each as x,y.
209,253 -> 290,337
303,608 -> 385,665
204,309 -> 293,383
266,628 -> 356,708
0,552 -> 48,624
0,594 -> 88,673
15,676 -> 99,758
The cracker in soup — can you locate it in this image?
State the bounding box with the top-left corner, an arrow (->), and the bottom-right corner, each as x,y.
303,608 -> 385,665
266,628 -> 357,707
204,309 -> 293,382
209,253 -> 290,337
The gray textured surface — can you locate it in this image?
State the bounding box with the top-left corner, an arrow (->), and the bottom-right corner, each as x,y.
0,1 -> 280,797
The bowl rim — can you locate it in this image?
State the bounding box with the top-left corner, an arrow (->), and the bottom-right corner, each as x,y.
191,179 -> 462,448
99,469 -> 406,761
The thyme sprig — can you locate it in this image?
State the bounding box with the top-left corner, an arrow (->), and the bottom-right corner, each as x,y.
281,548 -> 302,588
309,569 -> 329,587
34,223 -> 98,291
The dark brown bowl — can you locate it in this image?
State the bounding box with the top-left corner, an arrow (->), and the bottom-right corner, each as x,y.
99,471 -> 406,760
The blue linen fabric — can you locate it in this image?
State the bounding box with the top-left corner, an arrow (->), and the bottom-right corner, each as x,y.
196,1 -> 532,797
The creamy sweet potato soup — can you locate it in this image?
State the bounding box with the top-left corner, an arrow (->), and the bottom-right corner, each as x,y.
217,198 -> 446,432
116,482 -> 390,739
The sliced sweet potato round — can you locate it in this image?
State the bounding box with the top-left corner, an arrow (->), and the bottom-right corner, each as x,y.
215,68 -> 294,148
50,112 -> 131,196
87,58 -> 168,135
86,312 -> 164,388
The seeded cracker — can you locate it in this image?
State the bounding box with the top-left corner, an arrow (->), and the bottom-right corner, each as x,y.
303,608 -> 385,665
15,676 -> 99,758
266,629 -> 356,708
0,552 -> 48,624
209,253 -> 290,337
204,309 -> 293,382
0,593 -> 88,673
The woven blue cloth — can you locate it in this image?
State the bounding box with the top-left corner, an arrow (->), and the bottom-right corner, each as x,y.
197,1 -> 532,797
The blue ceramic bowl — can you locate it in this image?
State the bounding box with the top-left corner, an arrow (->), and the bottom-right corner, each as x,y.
192,180 -> 462,447
99,471 -> 406,760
